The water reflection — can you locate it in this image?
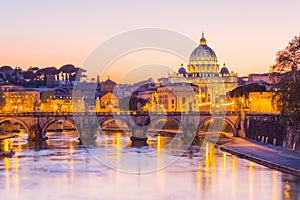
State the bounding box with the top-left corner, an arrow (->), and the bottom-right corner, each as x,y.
0,130 -> 300,200
284,181 -> 291,200
282,174 -> 300,200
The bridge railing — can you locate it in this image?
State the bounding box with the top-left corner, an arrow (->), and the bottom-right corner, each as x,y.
0,110 -> 242,118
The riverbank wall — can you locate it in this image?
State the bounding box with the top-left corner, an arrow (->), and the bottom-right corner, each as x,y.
244,113 -> 300,152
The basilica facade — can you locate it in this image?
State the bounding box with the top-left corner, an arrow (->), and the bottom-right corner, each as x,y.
168,33 -> 238,111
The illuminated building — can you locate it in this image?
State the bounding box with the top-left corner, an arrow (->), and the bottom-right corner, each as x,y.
156,83 -> 200,112
169,33 -> 238,112
248,92 -> 279,113
97,92 -> 119,112
95,78 -> 119,112
3,89 -> 40,112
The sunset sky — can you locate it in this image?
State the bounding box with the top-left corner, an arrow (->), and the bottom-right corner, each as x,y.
1,0 -> 300,82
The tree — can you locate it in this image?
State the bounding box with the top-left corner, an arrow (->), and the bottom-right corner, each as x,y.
229,83 -> 266,98
271,34 -> 300,73
271,34 -> 300,130
58,64 -> 77,81
0,66 -> 13,73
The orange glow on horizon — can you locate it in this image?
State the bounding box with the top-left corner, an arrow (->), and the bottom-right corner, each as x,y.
98,49 -> 187,84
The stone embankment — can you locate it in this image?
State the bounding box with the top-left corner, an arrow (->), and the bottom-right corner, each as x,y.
220,138 -> 300,176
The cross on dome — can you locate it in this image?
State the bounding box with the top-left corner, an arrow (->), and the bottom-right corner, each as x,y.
200,32 -> 207,45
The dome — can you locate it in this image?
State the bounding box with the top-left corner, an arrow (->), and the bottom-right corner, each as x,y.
178,64 -> 187,74
220,66 -> 229,74
189,33 -> 218,66
220,63 -> 230,77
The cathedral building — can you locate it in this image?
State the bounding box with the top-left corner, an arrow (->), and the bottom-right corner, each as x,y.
168,33 -> 238,111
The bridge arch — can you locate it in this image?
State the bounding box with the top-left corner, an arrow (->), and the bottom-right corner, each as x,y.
41,118 -> 76,138
198,116 -> 237,136
147,116 -> 185,134
98,116 -> 132,132
0,117 -> 30,134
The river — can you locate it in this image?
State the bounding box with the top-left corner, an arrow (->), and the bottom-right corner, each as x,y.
0,130 -> 300,200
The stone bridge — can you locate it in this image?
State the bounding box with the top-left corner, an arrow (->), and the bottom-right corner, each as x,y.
0,111 -> 243,143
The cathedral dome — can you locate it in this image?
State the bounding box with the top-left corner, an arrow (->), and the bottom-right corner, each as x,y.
178,64 -> 187,74
189,33 -> 218,66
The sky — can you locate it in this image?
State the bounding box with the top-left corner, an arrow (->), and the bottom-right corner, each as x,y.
1,0 -> 300,82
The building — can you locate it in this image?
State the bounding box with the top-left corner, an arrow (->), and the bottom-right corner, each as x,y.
100,78 -> 117,94
248,92 -> 279,113
97,92 -> 119,112
248,72 -> 280,85
156,83 -> 200,112
247,72 -> 280,91
2,89 -> 40,112
168,33 -> 238,112
94,78 -> 119,112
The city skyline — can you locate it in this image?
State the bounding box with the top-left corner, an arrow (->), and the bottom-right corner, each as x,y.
1,0 -> 300,81
1,1 -> 300,199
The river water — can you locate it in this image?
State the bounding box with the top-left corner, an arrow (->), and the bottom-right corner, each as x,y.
0,130 -> 300,200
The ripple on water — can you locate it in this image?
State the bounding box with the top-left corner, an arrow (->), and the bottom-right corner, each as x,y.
1,132 -> 300,200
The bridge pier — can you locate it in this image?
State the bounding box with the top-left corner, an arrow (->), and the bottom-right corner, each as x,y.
75,113 -> 98,146
77,130 -> 97,146
28,123 -> 48,141
130,127 -> 148,147
28,130 -> 48,141
234,112 -> 246,138
182,124 -> 199,146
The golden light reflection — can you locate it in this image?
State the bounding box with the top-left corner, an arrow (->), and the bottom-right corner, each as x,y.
231,155 -> 237,197
3,139 -> 10,152
205,143 -> 209,157
211,149 -> 216,167
69,143 -> 74,155
197,163 -> 202,191
157,135 -> 161,152
4,157 -> 10,170
115,133 -> 121,170
272,171 -> 278,200
17,137 -> 22,152
249,162 -> 254,200
284,181 -> 291,200
211,148 -> 216,190
156,135 -> 164,171
205,143 -> 210,186
69,140 -> 75,170
222,152 -> 227,173
232,155 -> 236,173
116,133 -> 121,149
